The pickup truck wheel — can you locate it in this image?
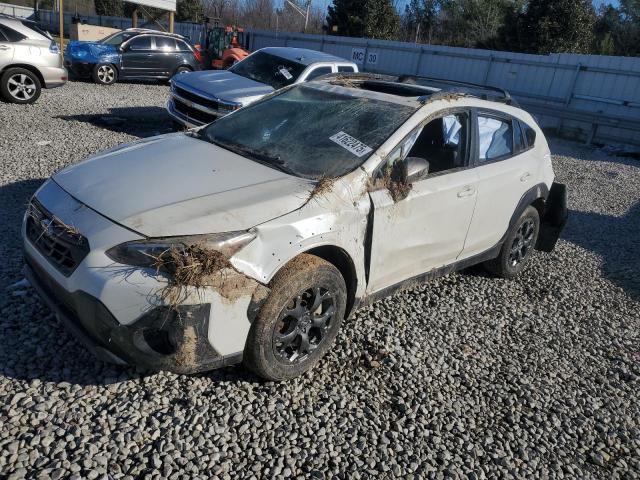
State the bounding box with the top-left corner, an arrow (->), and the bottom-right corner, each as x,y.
1,68 -> 41,104
485,205 -> 540,279
92,63 -> 118,85
244,254 -> 346,381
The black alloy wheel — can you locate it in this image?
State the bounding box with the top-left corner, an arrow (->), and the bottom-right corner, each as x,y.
272,287 -> 336,364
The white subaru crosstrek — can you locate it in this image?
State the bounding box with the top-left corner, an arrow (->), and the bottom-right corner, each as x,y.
23,73 -> 567,380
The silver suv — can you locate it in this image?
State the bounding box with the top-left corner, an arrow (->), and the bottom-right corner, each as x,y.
0,15 -> 67,104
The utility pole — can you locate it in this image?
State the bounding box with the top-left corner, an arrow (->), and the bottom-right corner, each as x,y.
58,0 -> 64,50
284,0 -> 311,33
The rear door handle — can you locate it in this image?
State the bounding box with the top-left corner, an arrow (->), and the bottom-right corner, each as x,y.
0,45 -> 11,51
457,185 -> 475,198
520,172 -> 531,182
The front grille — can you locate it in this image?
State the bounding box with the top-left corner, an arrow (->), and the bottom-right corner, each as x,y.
25,199 -> 90,276
173,98 -> 217,125
174,85 -> 219,111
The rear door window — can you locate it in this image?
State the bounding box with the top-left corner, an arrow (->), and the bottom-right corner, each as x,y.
128,36 -> 152,50
155,36 -> 177,51
477,115 -> 513,162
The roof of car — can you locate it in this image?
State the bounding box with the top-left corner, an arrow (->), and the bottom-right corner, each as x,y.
122,28 -> 187,40
259,47 -> 354,66
313,72 -> 517,107
0,15 -> 50,41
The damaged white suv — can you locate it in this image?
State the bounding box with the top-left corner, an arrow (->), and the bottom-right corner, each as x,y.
23,73 -> 567,380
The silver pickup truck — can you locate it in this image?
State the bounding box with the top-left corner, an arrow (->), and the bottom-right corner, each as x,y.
167,47 -> 358,128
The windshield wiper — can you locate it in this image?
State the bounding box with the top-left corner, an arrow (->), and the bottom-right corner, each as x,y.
210,139 -> 297,176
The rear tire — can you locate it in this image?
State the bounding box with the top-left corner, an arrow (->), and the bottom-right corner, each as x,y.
0,68 -> 41,104
92,63 -> 118,85
244,254 -> 346,381
485,206 -> 540,279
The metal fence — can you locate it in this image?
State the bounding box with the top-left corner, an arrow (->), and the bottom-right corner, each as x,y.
249,30 -> 640,147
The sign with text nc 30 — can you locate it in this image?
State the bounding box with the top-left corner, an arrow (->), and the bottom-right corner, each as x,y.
351,48 -> 379,66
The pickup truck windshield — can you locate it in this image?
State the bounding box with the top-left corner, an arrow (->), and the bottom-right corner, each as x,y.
229,51 -> 306,90
199,85 -> 416,179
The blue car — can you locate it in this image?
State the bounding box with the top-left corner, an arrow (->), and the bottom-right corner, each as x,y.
65,28 -> 201,85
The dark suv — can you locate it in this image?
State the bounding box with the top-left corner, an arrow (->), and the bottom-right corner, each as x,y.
65,28 -> 201,85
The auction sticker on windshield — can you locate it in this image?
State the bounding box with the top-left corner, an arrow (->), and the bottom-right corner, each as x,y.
329,131 -> 373,157
279,68 -> 293,80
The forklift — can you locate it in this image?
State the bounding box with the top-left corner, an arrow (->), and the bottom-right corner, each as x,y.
199,18 -> 250,70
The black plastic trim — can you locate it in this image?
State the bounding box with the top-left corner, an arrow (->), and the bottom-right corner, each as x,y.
358,241 -> 502,308
537,182 -> 568,252
24,255 -> 242,374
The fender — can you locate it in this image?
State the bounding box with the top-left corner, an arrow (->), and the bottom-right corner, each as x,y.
508,182 -> 549,231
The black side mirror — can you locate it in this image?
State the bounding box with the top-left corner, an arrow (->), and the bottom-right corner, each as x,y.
405,156 -> 430,182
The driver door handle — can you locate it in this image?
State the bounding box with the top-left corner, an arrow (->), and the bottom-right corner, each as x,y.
457,185 -> 475,198
0,45 -> 11,51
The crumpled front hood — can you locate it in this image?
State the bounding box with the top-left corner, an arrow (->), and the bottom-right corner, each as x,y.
53,133 -> 312,237
65,41 -> 119,63
173,70 -> 274,105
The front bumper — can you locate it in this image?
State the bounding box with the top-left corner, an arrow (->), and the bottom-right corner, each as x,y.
24,254 -> 242,373
22,180 -> 265,373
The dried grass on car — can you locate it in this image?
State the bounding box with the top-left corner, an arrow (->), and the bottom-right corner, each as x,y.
151,244 -> 232,309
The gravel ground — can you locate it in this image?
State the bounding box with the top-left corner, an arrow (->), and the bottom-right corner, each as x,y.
0,81 -> 639,480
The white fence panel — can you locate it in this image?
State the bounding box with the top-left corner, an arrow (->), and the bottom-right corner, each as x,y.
249,30 -> 640,147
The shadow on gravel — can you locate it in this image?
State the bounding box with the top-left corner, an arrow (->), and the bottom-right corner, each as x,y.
0,178 -> 44,291
565,201 -> 640,301
57,106 -> 175,138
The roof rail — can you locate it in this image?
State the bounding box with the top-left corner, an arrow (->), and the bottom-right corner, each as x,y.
398,75 -> 513,105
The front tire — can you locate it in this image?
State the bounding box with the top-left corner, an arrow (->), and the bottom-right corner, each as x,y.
0,68 -> 41,104
92,63 -> 118,85
485,205 -> 540,279
244,254 -> 347,381
173,65 -> 192,76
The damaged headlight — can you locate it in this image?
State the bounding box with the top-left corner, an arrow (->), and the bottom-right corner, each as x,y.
106,230 -> 256,269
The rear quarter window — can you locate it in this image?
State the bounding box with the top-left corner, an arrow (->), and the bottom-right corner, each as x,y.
176,40 -> 191,51
0,24 -> 27,42
338,65 -> 356,73
522,121 -> 536,147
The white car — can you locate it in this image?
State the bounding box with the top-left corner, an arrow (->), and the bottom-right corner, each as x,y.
23,74 -> 567,380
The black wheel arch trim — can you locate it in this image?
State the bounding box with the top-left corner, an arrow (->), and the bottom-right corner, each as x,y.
508,182 -> 549,230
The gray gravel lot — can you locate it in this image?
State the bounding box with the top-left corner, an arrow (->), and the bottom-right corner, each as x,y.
1,81 -> 639,479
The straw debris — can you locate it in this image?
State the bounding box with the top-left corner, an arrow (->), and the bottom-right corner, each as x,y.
370,163 -> 412,202
152,244 -> 264,309
305,176 -> 335,205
